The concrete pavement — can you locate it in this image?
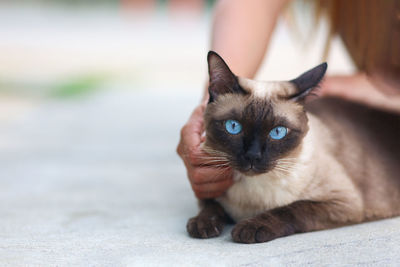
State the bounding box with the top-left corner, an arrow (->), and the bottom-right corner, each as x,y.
0,89 -> 399,266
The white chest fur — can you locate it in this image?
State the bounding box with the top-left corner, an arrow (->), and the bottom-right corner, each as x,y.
216,127 -> 315,222
216,171 -> 304,222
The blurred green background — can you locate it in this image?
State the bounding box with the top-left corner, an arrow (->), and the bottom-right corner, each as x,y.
0,0 -> 216,99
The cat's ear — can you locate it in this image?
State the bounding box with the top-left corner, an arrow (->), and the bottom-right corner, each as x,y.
207,51 -> 245,102
288,62 -> 327,102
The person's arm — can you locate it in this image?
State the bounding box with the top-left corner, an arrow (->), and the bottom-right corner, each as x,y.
321,74 -> 400,114
211,0 -> 287,78
178,0 -> 289,199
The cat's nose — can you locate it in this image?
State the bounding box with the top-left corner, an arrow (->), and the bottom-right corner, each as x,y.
244,140 -> 263,163
244,151 -> 262,163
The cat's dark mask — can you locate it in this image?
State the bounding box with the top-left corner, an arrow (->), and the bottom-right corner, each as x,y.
204,51 -> 327,175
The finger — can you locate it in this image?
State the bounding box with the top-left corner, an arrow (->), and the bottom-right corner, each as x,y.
180,105 -> 205,147
200,131 -> 206,143
195,190 -> 228,200
189,166 -> 233,185
179,109 -> 206,164
185,148 -> 231,167
183,147 -> 210,167
192,178 -> 234,195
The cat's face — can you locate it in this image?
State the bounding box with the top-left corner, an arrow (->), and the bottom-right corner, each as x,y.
204,51 -> 327,176
204,86 -> 308,175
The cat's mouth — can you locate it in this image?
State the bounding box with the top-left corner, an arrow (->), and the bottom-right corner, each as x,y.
237,164 -> 268,176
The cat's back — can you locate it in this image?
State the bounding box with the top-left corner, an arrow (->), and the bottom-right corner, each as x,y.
306,97 -> 400,156
306,97 -> 400,218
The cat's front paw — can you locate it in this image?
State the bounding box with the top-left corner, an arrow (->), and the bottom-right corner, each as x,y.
231,219 -> 278,244
187,215 -> 225,239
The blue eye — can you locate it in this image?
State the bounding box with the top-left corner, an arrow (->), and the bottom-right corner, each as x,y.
225,120 -> 242,135
269,126 -> 287,140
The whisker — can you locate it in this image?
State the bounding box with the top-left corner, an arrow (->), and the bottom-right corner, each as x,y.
197,161 -> 231,166
182,152 -> 228,160
202,147 -> 230,157
193,157 -> 228,161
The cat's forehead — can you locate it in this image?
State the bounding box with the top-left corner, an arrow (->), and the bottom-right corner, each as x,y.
238,77 -> 297,99
207,80 -> 304,126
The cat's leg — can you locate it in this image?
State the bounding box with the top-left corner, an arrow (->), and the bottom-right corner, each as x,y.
187,199 -> 232,238
231,200 -> 363,243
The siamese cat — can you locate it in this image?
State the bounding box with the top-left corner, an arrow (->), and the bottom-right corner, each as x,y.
186,51 -> 400,244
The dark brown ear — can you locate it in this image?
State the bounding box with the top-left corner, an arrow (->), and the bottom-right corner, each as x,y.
207,51 -> 246,102
289,62 -> 327,102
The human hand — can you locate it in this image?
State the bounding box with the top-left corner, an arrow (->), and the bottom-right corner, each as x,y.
177,103 -> 233,199
320,74 -> 400,114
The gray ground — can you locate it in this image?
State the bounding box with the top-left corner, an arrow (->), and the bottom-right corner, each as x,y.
0,89 -> 400,266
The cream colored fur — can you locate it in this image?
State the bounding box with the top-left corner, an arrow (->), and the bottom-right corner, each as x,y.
204,76 -> 400,226
215,114 -> 363,223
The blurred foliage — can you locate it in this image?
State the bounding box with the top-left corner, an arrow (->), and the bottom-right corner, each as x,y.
51,75 -> 106,98
0,74 -> 108,99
